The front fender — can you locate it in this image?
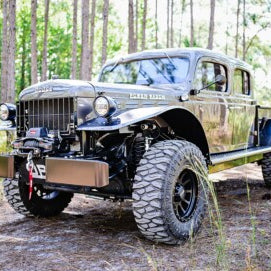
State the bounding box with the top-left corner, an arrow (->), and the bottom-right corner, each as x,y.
77,106 -> 185,131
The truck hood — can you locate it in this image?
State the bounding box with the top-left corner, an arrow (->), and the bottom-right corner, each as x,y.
19,79 -> 190,101
19,79 -> 96,100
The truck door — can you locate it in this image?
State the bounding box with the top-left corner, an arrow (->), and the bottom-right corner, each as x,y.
191,59 -> 234,153
231,69 -> 256,149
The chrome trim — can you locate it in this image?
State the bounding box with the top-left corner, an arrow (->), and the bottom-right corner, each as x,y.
46,158 -> 109,187
0,155 -> 14,178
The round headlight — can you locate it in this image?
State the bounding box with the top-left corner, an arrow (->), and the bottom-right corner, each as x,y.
93,96 -> 117,118
0,104 -> 9,121
0,103 -> 16,121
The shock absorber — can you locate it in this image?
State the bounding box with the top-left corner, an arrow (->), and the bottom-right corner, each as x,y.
133,137 -> 146,167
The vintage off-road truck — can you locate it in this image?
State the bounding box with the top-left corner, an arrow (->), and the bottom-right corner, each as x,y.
1,48 -> 271,245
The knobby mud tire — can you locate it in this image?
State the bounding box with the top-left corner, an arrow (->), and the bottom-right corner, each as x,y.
132,140 -> 208,245
3,178 -> 73,217
261,153 -> 271,189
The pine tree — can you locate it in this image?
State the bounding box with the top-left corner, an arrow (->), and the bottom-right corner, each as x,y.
31,0 -> 38,84
190,0 -> 194,47
89,0 -> 96,79
242,0 -> 246,60
235,0 -> 241,58
71,0 -> 78,79
101,0 -> 109,65
155,0 -> 158,48
128,0 -> 135,53
41,0 -> 50,81
1,0 -> 16,103
170,0 -> 174,47
141,0 -> 147,50
207,0 -> 215,49
80,0 -> 90,80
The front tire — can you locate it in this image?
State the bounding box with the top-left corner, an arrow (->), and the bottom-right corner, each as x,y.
3,178 -> 73,217
132,140 -> 208,245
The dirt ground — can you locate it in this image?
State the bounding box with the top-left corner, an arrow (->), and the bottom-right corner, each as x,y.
0,163 -> 270,271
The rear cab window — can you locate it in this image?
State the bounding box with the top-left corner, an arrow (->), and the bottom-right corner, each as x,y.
233,69 -> 251,96
194,61 -> 227,92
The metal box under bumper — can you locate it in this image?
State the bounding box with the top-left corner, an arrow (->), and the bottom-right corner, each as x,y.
46,158 -> 109,187
0,155 -> 14,178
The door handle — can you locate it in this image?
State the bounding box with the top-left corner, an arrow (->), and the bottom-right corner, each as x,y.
227,105 -> 243,110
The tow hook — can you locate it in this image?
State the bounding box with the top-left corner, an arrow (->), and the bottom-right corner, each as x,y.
26,151 -> 34,200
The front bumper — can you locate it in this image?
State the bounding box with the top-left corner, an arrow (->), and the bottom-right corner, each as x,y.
0,155 -> 14,178
0,155 -> 109,188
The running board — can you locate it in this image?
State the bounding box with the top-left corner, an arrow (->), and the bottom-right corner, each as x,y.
209,146 -> 271,173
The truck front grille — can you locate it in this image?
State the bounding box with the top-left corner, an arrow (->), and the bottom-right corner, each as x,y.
17,98 -> 75,135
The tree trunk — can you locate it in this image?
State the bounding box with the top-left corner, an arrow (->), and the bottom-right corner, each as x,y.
41,0 -> 50,81
31,0 -> 38,84
235,0 -> 241,58
89,0 -> 96,79
135,0 -> 138,51
207,0 -> 215,50
7,0 -> 16,103
178,0 -> 186,47
101,0 -> 109,65
225,0 -> 229,54
167,0 -> 169,47
20,17 -> 27,91
242,0 -> 246,61
155,0 -> 158,48
170,0 -> 173,47
128,0 -> 135,53
1,0 -> 9,103
141,0 -> 147,50
71,0 -> 78,80
80,0 -> 90,80
190,0 -> 194,47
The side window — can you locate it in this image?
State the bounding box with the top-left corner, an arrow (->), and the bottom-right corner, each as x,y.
234,69 -> 250,95
194,61 -> 227,92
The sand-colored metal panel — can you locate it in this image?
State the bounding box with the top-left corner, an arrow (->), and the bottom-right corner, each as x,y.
46,158 -> 109,187
0,155 -> 14,178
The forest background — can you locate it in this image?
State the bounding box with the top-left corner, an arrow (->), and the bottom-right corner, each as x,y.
0,0 -> 270,104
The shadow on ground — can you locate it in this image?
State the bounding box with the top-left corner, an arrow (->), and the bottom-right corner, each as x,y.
0,164 -> 270,271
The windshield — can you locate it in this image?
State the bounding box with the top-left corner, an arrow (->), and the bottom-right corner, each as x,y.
99,57 -> 190,85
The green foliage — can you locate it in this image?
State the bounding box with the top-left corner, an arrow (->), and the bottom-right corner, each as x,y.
0,0 -> 271,103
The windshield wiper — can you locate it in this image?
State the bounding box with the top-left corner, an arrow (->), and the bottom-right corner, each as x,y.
139,69 -> 153,86
109,57 -> 124,72
164,52 -> 177,70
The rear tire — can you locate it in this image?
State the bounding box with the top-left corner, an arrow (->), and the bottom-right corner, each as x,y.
3,178 -> 73,217
132,140 -> 208,245
261,153 -> 271,188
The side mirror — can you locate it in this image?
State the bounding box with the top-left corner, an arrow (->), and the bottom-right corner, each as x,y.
215,74 -> 226,86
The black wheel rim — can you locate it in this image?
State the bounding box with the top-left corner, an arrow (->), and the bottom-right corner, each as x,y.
33,185 -> 59,200
173,169 -> 198,222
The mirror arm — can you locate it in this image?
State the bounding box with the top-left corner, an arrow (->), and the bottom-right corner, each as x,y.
190,81 -> 217,95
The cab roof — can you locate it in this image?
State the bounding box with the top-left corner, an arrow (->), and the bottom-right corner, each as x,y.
104,47 -> 252,72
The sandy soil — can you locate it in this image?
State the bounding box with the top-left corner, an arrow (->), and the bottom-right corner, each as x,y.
0,163 -> 270,271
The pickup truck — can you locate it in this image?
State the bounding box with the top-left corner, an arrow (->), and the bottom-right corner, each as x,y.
1,48 -> 271,245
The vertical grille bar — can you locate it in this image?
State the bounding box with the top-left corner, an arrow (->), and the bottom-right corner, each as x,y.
58,99 -> 60,129
62,98 -> 65,130
38,101 -> 40,127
